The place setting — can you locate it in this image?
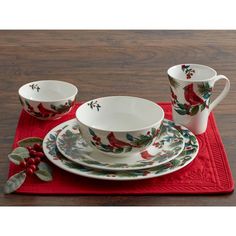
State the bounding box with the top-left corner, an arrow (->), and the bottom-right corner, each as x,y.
4,64 -> 234,194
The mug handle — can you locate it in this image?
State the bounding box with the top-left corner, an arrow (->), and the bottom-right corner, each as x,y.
209,75 -> 230,112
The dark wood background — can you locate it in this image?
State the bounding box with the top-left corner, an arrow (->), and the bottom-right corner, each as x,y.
0,31 -> 235,206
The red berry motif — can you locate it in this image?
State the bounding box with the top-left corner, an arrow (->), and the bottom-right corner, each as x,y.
19,161 -> 27,168
35,152 -> 44,158
27,146 -> 33,151
27,158 -> 35,165
22,144 -> 44,175
33,143 -> 42,151
34,157 -> 41,164
26,168 -> 34,175
29,164 -> 37,171
29,150 -> 37,157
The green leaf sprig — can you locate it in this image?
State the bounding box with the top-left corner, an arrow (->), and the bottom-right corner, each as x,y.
4,137 -> 53,194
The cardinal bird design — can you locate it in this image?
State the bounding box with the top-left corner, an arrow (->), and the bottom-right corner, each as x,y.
140,150 -> 154,160
37,103 -> 57,118
184,84 -> 205,106
107,132 -> 134,148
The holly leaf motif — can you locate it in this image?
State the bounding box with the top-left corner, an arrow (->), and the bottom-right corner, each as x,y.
89,128 -> 96,136
50,104 -> 56,110
8,154 -> 24,165
189,135 -> 197,144
154,164 -> 169,174
4,171 -> 26,194
190,106 -> 199,116
197,82 -> 212,96
12,147 -> 29,157
203,93 -> 211,99
91,141 -> 96,146
96,104 -> 101,111
151,128 -> 156,136
114,147 -> 123,153
18,137 -> 43,147
126,133 -> 134,141
49,134 -> 56,141
177,103 -> 186,109
35,162 -> 53,181
175,109 -> 187,115
200,103 -> 206,111
182,64 -> 190,71
125,146 -> 132,152
170,158 -> 181,166
8,147 -> 29,165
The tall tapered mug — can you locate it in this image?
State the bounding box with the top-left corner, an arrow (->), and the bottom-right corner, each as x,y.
167,64 -> 230,134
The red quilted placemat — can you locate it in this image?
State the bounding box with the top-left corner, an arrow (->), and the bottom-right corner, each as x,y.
7,103 -> 234,194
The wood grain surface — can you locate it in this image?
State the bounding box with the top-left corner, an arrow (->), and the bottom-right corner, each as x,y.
0,30 -> 235,206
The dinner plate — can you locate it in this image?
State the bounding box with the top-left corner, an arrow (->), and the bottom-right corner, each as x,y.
56,119 -> 185,171
43,119 -> 199,181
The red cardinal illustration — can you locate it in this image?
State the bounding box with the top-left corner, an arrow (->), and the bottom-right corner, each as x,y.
107,132 -> 133,148
140,150 -> 154,160
184,84 -> 204,106
37,103 -> 57,118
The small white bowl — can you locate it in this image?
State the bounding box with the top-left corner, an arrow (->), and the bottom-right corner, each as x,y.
76,96 -> 164,157
18,80 -> 78,120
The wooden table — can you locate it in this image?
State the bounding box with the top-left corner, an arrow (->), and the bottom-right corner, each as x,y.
0,30 -> 235,206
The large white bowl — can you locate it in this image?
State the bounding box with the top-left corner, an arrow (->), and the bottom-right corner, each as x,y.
18,80 -> 78,120
76,96 -> 164,157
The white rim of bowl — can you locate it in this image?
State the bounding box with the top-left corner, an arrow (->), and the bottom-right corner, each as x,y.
76,96 -> 165,133
18,80 -> 78,103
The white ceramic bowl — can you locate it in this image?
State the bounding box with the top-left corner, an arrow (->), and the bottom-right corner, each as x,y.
18,80 -> 78,120
76,96 -> 164,157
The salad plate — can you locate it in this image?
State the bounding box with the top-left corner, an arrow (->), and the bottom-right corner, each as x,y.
42,119 -> 199,181
56,119 -> 185,171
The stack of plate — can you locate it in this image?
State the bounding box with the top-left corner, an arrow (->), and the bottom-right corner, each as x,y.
42,118 -> 199,181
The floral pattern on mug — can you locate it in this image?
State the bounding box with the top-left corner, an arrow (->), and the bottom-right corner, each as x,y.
169,76 -> 213,116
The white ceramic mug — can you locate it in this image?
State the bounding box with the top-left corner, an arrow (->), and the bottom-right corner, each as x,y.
167,64 -> 230,134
